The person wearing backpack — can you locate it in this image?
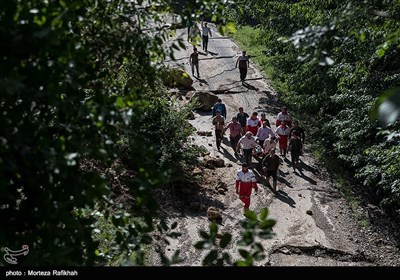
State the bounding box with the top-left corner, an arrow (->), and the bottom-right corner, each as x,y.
212,98 -> 227,119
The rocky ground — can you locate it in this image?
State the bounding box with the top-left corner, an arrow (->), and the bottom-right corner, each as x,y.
150,25 -> 400,266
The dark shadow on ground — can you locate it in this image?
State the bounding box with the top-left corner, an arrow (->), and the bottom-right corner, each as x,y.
275,190 -> 296,208
194,76 -> 209,85
242,81 -> 259,91
200,55 -> 235,61
193,109 -> 212,116
219,145 -> 238,163
298,159 -> 320,176
278,175 -> 293,188
297,167 -> 318,185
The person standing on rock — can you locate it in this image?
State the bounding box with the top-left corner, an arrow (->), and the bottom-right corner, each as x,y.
212,110 -> 225,152
201,21 -> 212,53
262,149 -> 280,192
189,46 -> 200,78
212,98 -> 227,119
224,117 -> 242,156
237,131 -> 257,166
235,50 -> 249,84
236,162 -> 258,213
288,131 -> 303,172
236,107 -> 249,136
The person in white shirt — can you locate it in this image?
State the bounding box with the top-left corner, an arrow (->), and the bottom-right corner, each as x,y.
276,106 -> 292,127
237,131 -> 257,166
256,121 -> 275,148
276,120 -> 291,157
263,135 -> 277,156
201,21 -> 212,52
236,163 -> 258,213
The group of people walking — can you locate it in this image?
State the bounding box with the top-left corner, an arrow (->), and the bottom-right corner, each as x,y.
187,21 -> 250,83
211,100 -> 306,213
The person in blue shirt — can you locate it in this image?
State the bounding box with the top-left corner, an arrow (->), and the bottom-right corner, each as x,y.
212,98 -> 227,119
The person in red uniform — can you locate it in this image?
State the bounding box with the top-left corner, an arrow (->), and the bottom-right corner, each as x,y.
275,120 -> 290,157
236,162 -> 258,213
246,111 -> 260,136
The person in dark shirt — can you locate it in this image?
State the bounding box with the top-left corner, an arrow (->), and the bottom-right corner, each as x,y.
189,47 -> 200,78
236,50 -> 249,84
236,107 -> 249,136
262,149 -> 280,192
289,120 -> 305,143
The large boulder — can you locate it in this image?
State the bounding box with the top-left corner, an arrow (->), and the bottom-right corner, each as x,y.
162,67 -> 193,88
186,91 -> 218,111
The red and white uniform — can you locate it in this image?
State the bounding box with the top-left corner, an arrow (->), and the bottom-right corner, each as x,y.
246,117 -> 260,136
276,125 -> 290,150
236,169 -> 258,209
276,112 -> 292,127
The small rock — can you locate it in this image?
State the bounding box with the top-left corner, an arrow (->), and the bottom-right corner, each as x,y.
227,163 -> 233,167
306,210 -> 313,215
192,167 -> 202,176
298,193 -> 303,197
207,206 -> 222,222
208,143 -> 213,146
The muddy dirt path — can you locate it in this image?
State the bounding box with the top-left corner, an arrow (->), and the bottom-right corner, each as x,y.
152,25 -> 400,266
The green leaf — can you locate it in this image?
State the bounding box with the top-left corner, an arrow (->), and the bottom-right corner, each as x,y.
244,209 -> 257,221
194,241 -> 207,249
376,48 -> 386,58
235,260 -> 248,267
171,250 -> 183,264
259,208 -> 268,220
260,219 -> 276,229
202,250 -> 218,266
238,249 -> 249,259
160,220 -> 169,231
219,233 -> 232,248
199,230 -> 209,239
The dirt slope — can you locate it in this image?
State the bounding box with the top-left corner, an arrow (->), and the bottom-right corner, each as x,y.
152,25 -> 400,266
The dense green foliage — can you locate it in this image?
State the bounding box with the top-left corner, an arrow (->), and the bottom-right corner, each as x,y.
0,0 -> 231,265
195,209 -> 275,266
231,0 -> 400,217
